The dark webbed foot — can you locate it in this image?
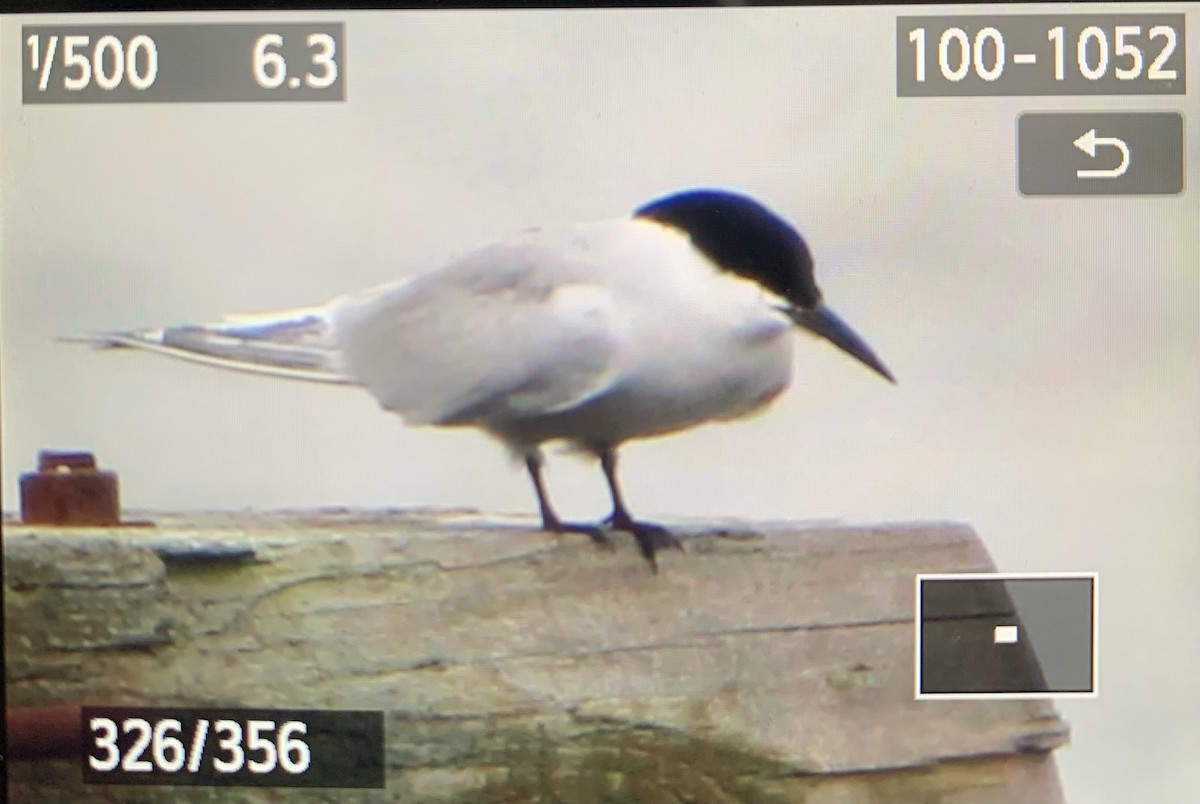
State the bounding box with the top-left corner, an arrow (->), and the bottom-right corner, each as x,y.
605,514 -> 685,572
540,515 -> 683,571
544,518 -> 616,551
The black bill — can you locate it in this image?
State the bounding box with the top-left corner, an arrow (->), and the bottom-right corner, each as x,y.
790,304 -> 895,384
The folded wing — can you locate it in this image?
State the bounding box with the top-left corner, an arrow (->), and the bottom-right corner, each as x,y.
330,233 -> 622,426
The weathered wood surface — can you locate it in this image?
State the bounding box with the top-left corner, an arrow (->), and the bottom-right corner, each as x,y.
4,510 -> 1068,803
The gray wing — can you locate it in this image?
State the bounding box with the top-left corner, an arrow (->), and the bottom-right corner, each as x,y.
329,231 -> 623,426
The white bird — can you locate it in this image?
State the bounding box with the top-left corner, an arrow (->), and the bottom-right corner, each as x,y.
78,188 -> 894,570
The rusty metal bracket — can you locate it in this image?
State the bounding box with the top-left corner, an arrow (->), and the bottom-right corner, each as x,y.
19,451 -> 122,526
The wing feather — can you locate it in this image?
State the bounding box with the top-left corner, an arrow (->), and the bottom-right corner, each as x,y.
330,232 -> 622,426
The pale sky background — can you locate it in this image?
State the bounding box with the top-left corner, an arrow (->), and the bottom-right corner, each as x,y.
3,5 -> 1198,802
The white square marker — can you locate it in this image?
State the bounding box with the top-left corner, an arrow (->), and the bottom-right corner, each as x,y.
993,625 -> 1019,644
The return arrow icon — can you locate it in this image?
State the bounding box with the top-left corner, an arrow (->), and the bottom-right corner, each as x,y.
1073,129 -> 1130,179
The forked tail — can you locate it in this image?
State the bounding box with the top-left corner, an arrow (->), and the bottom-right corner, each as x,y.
67,305 -> 355,386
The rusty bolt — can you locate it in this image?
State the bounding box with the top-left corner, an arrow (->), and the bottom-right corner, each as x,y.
20,450 -> 120,526
38,451 -> 97,472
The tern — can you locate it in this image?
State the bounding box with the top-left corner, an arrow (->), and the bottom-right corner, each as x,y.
79,188 -> 894,570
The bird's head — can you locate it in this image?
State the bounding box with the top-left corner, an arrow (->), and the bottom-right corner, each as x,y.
634,188 -> 895,384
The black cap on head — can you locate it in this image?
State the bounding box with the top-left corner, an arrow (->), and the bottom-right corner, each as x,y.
634,188 -> 822,310
636,188 -> 895,384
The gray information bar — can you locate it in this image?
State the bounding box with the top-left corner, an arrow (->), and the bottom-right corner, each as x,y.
22,24 -> 345,104
898,14 -> 1185,96
1018,112 -> 1184,196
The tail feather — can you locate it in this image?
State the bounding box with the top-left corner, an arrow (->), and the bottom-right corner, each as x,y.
69,305 -> 355,386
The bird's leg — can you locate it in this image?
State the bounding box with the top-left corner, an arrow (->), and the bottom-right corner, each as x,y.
597,448 -> 684,572
524,454 -> 614,550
